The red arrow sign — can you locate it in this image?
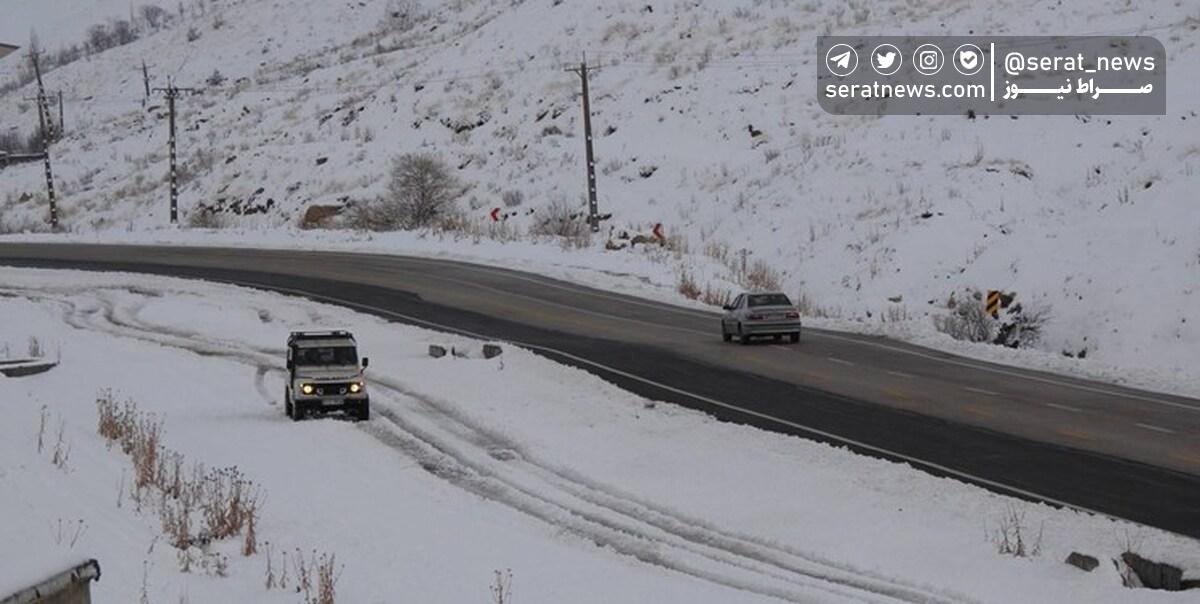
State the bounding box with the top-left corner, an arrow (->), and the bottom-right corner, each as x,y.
490,207 -> 501,222
653,223 -> 664,241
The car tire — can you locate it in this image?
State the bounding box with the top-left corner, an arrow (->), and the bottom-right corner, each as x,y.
292,400 -> 306,422
790,332 -> 800,344
738,324 -> 752,345
721,323 -> 732,342
355,401 -> 370,422
773,334 -> 783,342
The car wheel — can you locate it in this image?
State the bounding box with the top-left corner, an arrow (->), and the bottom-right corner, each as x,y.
292,401 -> 305,422
738,324 -> 752,345
721,323 -> 732,342
790,332 -> 801,344
355,401 -> 370,422
773,334 -> 783,342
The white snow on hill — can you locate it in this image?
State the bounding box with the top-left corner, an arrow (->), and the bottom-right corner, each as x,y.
0,0 -> 1197,387
2,267 -> 1198,603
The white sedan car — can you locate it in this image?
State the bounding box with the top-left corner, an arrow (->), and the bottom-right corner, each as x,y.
720,292 -> 802,344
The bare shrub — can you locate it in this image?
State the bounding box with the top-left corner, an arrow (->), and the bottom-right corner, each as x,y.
701,284 -> 732,308
37,405 -> 48,453
187,209 -> 230,229
742,259 -> 782,291
991,504 -> 1042,558
27,335 -> 43,358
994,302 -> 1050,348
96,391 -> 263,554
677,270 -> 701,300
381,0 -> 422,33
934,296 -> 993,343
352,154 -> 462,231
51,418 -> 72,471
490,569 -> 513,604
530,199 -> 587,239
501,189 -> 524,208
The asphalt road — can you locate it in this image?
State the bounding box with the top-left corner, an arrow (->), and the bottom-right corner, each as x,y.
2,242 -> 1199,538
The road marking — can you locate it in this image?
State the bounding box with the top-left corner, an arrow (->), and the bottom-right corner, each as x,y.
221,278 -> 1126,527
1044,402 -> 1082,413
399,253 -> 1200,416
963,405 -> 996,419
886,370 -> 914,379
1135,423 -> 1176,435
1170,452 -> 1200,467
1056,427 -> 1096,441
826,357 -> 855,366
963,386 -> 999,396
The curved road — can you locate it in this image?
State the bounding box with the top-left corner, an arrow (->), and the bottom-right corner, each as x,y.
2,242 -> 1198,538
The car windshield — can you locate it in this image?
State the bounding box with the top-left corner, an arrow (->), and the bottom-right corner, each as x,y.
295,346 -> 358,366
747,294 -> 792,308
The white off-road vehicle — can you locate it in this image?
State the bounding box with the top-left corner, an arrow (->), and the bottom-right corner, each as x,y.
285,331 -> 370,421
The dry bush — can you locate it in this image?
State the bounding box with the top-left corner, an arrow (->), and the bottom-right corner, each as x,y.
992,504 -> 1043,558
51,418 -> 71,471
934,296 -> 993,343
95,391 -> 262,556
531,199 -> 588,238
701,284 -> 732,308
677,270 -> 701,300
187,209 -> 230,229
491,569 -> 513,604
27,335 -> 43,358
741,259 -> 782,291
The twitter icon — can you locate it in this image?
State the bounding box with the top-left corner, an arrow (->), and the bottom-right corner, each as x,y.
872,43 -> 902,75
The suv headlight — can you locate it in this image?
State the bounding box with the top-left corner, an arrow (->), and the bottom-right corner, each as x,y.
349,382 -> 362,394
301,384 -> 314,395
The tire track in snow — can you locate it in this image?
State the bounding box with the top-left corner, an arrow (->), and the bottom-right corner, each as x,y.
4,284 -> 976,604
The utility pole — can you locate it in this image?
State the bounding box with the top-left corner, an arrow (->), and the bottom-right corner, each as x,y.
29,47 -> 57,229
139,60 -> 152,105
57,91 -> 64,133
152,79 -> 195,224
566,54 -> 602,233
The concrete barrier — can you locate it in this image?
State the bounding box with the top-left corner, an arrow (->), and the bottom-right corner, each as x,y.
1,559 -> 101,604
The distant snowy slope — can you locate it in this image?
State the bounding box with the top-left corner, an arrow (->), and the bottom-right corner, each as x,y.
0,0 -> 1196,383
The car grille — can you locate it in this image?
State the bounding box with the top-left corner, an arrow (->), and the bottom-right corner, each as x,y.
313,382 -> 351,396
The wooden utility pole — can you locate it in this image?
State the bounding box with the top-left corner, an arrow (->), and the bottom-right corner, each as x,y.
153,79 -> 195,224
29,48 -> 57,229
566,55 -> 602,233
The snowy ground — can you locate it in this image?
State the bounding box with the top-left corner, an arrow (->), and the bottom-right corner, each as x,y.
1,266 -> 1197,603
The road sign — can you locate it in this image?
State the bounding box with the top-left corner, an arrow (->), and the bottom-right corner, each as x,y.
490,207 -> 501,222
986,290 -> 1001,318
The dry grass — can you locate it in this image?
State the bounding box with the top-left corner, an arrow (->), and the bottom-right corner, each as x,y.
741,259 -> 782,291
95,390 -> 262,557
991,504 -> 1042,558
676,269 -> 701,300
491,569 -> 514,604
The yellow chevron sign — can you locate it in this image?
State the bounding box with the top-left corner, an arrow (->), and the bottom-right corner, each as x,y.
986,290 -> 1001,318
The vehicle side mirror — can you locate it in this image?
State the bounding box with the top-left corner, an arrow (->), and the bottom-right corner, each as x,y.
722,305 -> 733,311
361,357 -> 369,368
286,359 -> 293,371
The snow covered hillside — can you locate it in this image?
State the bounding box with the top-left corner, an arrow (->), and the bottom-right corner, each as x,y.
3,266 -> 1198,603
0,0 -> 1197,383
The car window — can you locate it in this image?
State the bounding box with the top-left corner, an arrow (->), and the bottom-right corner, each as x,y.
748,294 -> 792,307
731,295 -> 744,309
296,346 -> 358,366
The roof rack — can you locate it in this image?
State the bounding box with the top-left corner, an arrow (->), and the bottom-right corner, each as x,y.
288,330 -> 355,342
